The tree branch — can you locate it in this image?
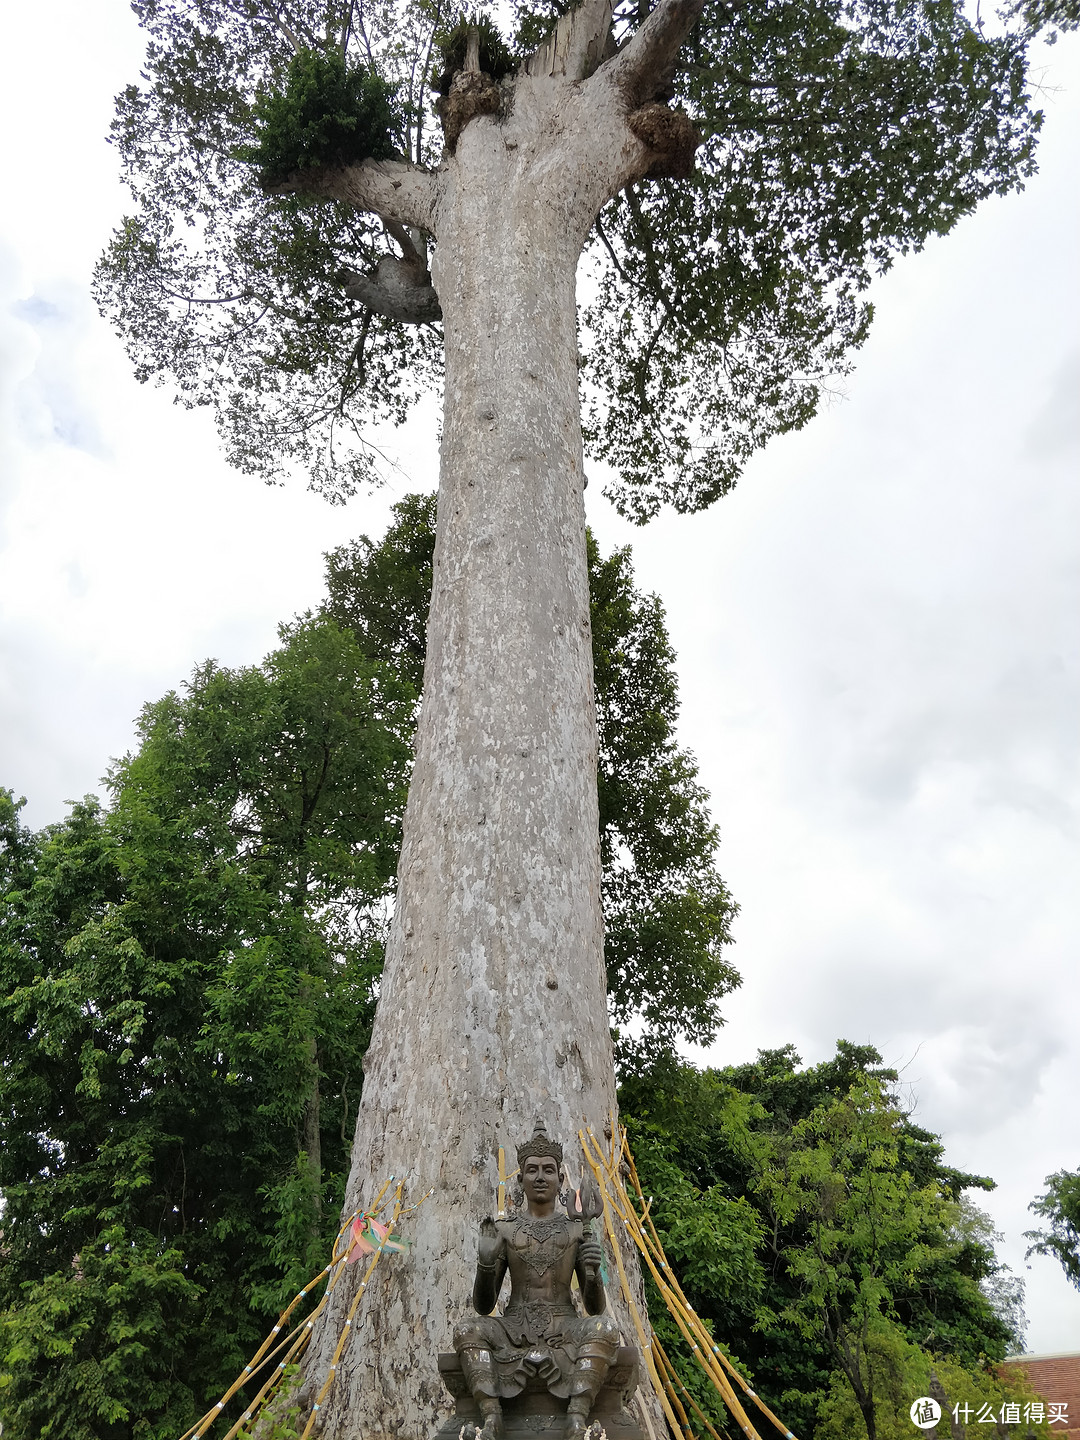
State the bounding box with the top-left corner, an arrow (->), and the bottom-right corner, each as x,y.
264,159 -> 441,235
594,212 -> 650,299
339,255 -> 442,324
598,0 -> 706,103
382,215 -> 424,267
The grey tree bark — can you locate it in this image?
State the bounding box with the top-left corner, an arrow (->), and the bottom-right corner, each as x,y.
278,2 -> 705,1433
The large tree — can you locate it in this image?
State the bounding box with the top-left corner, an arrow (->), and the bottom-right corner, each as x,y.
95,0 -> 1052,1432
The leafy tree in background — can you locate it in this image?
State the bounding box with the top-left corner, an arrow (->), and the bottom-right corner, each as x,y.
1026,1169 -> 1080,1291
956,1198 -> 1027,1353
109,615 -> 415,1246
619,1042 -> 1025,1440
813,1328 -> 1037,1440
323,493 -> 739,1046
0,617 -> 413,1440
753,1075 -> 986,1440
322,492 -> 436,692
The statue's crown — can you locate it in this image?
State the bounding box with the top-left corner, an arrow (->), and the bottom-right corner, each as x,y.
516,1121 -> 563,1167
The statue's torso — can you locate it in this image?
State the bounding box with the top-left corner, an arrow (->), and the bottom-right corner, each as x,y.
499,1215 -> 582,1314
453,1210 -> 620,1403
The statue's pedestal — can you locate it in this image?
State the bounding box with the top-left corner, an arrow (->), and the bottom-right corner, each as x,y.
434,1349 -> 647,1440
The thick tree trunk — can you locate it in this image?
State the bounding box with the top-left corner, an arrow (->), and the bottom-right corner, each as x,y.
304,122 -> 626,1440
293,4 -> 703,1432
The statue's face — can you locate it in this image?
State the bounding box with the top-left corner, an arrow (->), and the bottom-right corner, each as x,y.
521,1154 -> 560,1205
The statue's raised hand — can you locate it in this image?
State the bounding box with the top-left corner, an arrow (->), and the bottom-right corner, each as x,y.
578,1231 -> 603,1281
478,1216 -> 502,1269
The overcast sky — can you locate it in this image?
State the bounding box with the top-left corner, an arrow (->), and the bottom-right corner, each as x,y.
1,0 -> 1077,1361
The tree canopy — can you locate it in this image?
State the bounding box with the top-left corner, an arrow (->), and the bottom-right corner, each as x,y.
95,0 -> 1049,519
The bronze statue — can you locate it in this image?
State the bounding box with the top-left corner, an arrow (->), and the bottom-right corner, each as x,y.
453,1126 -> 621,1440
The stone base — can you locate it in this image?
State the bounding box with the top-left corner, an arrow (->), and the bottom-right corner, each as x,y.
433,1348 -> 646,1440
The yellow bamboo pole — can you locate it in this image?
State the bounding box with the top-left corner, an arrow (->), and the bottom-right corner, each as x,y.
578,1130 -> 684,1440
653,1338 -> 732,1440
298,1178 -> 408,1440
627,1149 -> 794,1440
631,1231 -> 759,1440
621,1148 -> 797,1440
180,1261 -> 339,1440
218,1324 -> 314,1440
581,1132 -> 764,1440
615,1190 -> 762,1437
651,1337 -> 697,1440
178,1174 -> 402,1440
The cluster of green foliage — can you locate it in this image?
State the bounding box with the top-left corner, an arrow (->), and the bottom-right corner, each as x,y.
96,2 -> 443,495
239,47 -> 398,185
433,15 -> 517,96
96,0 -> 1054,516
582,0 -> 1050,518
619,1042 -> 1028,1440
1016,0 -> 1080,37
812,1328 -> 1038,1440
1026,1168 -> 1080,1291
0,514 -> 736,1437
